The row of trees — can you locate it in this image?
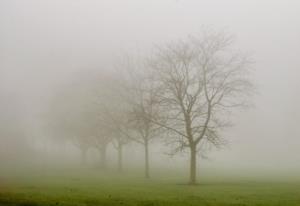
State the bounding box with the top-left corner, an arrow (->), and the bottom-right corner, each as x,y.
47,31 -> 253,184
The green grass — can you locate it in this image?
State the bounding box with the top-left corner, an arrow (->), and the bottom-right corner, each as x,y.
1,169 -> 300,206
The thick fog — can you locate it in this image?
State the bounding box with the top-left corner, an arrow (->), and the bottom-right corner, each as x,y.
1,0 -> 300,178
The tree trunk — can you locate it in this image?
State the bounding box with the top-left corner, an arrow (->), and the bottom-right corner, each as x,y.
144,140 -> 150,178
99,146 -> 107,169
117,142 -> 123,172
189,144 -> 197,185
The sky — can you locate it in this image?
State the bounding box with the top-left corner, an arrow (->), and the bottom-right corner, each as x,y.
0,0 -> 300,175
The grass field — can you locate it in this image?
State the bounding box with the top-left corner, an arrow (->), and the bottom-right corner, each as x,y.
1,169 -> 300,206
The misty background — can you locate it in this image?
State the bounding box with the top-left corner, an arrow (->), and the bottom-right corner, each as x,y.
0,0 -> 299,178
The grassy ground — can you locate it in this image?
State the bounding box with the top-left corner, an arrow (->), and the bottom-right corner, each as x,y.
1,169 -> 300,206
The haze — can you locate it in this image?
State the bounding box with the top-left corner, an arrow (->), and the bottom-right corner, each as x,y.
1,0 -> 300,181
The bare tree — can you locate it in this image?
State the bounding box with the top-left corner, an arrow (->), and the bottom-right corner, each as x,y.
116,57 -> 162,178
91,72 -> 131,172
101,108 -> 130,172
147,31 -> 253,184
92,127 -> 113,170
104,110 -> 131,172
47,73 -> 114,167
47,86 -> 94,166
127,84 -> 161,178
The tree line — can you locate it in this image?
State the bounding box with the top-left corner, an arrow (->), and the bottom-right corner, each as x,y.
46,30 -> 253,185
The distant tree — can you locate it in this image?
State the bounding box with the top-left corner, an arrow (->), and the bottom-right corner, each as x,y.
147,31 -> 254,184
127,83 -> 161,178
88,72 -> 130,171
90,119 -> 113,169
47,73 -> 114,167
100,105 -> 130,172
116,58 -> 162,178
0,92 -> 31,166
47,85 -> 94,166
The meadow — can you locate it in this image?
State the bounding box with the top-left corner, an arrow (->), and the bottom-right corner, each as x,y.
1,168 -> 300,206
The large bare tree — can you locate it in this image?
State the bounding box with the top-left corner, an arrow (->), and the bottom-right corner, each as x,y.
147,31 -> 253,184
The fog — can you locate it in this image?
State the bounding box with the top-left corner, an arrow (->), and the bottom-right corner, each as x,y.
1,0 -> 300,180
